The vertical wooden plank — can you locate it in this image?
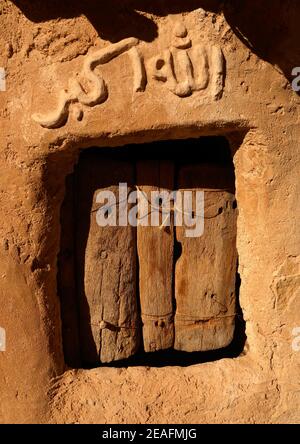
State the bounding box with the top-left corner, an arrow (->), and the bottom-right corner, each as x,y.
76,152 -> 140,364
58,173 -> 81,368
174,164 -> 237,352
137,160 -> 174,353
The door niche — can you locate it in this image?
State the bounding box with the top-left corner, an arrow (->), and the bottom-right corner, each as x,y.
58,137 -> 242,368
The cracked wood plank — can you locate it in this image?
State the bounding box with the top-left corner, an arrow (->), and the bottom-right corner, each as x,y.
174,163 -> 238,352
76,152 -> 140,364
137,159 -> 175,352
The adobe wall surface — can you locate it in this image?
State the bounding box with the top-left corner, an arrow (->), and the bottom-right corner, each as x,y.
0,0 -> 299,423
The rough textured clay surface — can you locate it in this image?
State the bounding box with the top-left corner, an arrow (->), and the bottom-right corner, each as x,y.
0,0 -> 300,424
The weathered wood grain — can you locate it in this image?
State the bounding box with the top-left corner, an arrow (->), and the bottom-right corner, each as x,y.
174,163 -> 237,352
137,160 -> 175,352
76,152 -> 140,364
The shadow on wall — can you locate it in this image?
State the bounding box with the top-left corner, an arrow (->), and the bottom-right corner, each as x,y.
10,0 -> 222,42
12,0 -> 300,85
223,0 -> 300,86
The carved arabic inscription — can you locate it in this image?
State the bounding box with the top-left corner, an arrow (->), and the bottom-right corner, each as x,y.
32,24 -> 225,129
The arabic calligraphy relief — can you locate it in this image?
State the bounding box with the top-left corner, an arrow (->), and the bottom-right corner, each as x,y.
32,23 -> 225,129
148,23 -> 224,99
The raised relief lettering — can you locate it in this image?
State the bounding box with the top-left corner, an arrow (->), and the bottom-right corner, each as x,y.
32,22 -> 225,129
32,38 -> 143,129
148,23 -> 224,99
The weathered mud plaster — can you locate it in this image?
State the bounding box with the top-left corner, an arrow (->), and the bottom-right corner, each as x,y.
0,0 -> 300,423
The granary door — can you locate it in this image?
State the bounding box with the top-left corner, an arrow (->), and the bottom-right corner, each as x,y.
59,144 -> 238,365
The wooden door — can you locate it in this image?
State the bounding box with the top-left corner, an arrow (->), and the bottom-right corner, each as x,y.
76,152 -> 140,364
174,164 -> 237,352
59,147 -> 238,365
